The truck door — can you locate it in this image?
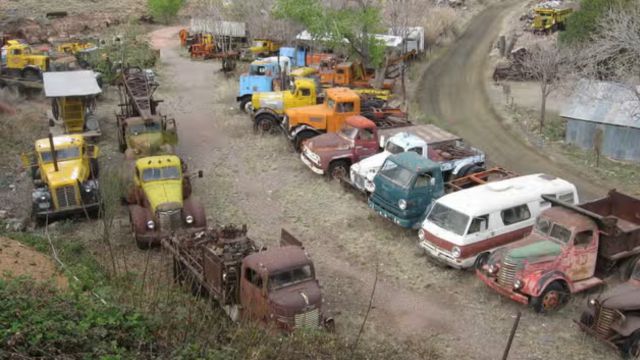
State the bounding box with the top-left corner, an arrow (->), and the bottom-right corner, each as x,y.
565,230 -> 598,281
293,87 -> 312,108
354,127 -> 379,160
240,267 -> 267,323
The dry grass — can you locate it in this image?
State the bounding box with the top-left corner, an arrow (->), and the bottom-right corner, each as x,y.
0,0 -> 147,20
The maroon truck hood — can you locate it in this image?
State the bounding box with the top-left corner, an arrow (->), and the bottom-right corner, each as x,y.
599,281 -> 640,310
306,133 -> 350,151
269,281 -> 322,314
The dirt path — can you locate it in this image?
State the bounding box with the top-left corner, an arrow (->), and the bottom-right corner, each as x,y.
418,2 -> 603,200
147,26 -> 613,359
0,237 -> 68,289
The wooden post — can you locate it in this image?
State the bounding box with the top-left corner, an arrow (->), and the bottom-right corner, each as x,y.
502,311 -> 521,360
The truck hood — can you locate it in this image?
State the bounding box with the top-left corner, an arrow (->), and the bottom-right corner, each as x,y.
129,133 -> 166,155
253,91 -> 285,111
598,282 -> 640,310
506,237 -> 563,264
43,160 -> 88,185
352,151 -> 390,177
306,133 -> 350,152
285,104 -> 328,124
269,281 -> 322,314
141,180 -> 183,213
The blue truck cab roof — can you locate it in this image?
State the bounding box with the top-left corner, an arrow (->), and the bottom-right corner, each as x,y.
388,151 -> 440,174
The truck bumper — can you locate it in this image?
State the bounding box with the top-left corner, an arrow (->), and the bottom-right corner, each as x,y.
300,153 -> 324,175
419,240 -> 476,269
142,226 -> 207,247
34,202 -> 100,221
574,320 -> 622,353
367,199 -> 416,228
476,270 -> 530,305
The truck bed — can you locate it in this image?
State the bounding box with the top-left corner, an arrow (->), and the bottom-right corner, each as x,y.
378,124 -> 460,149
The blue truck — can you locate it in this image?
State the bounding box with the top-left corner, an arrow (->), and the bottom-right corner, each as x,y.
236,57 -> 290,113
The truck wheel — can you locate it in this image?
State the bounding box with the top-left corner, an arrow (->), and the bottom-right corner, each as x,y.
329,160 -> 350,180
21,68 -> 41,81
294,131 -> 316,152
531,282 -> 567,313
473,253 -> 490,271
579,311 -> 594,327
255,114 -> 277,134
239,97 -> 252,113
129,205 -> 150,250
457,164 -> 485,178
623,330 -> 640,359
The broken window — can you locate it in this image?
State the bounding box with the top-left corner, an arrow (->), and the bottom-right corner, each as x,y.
574,230 -> 593,247
245,268 -> 263,288
468,215 -> 489,234
338,102 -> 354,113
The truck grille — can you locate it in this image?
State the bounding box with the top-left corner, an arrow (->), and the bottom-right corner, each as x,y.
157,209 -> 181,231
594,306 -> 620,337
55,185 -> 77,208
497,258 -> 517,288
294,308 -> 319,329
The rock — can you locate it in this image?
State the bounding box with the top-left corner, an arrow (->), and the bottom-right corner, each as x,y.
9,184 -> 16,191
5,219 -> 25,232
0,210 -> 8,219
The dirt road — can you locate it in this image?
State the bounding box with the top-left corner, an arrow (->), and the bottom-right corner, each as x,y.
144,26 -> 613,359
418,3 -> 603,200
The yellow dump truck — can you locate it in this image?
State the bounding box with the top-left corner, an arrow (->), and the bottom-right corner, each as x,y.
1,40 -> 49,80
21,134 -> 100,223
532,7 -> 573,33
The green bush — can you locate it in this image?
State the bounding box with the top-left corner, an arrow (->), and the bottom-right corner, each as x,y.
148,0 -> 184,24
559,0 -> 631,45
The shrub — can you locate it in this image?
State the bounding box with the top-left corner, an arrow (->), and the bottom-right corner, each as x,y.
148,0 -> 184,24
559,0 -> 631,45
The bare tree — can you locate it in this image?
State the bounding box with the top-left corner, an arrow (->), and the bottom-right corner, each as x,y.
521,44 -> 567,132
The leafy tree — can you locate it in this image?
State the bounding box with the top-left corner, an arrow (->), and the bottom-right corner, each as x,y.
148,0 -> 184,24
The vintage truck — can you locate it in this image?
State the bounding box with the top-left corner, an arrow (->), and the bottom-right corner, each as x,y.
126,155 -> 206,249
116,67 -> 177,157
21,134 -> 100,223
251,78 -> 390,133
237,57 -> 291,113
165,225 -> 333,332
368,151 -> 512,228
349,125 -> 485,193
1,40 -> 49,80
578,259 -> 640,358
249,39 -> 280,56
477,190 -> 640,314
283,87 -> 408,151
317,61 -> 395,90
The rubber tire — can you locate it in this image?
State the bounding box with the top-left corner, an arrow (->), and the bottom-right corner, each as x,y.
129,205 -> 150,250
531,282 -> 567,314
328,160 -> 350,181
182,177 -> 193,200
457,164 -> 485,178
579,311 -> 594,327
22,68 -> 41,81
294,131 -> 316,152
473,253 -> 490,271
622,330 -> 640,359
239,97 -> 252,113
255,113 -> 276,134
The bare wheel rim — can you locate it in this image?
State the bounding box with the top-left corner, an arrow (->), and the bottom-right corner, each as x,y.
331,165 -> 347,180
258,118 -> 272,132
243,102 -> 253,113
542,291 -> 560,311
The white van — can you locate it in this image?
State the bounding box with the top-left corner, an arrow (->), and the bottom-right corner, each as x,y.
418,174 -> 578,269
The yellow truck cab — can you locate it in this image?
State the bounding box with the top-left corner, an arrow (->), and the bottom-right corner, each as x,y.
22,134 -> 100,222
56,42 -> 95,55
532,7 -> 572,33
1,40 -> 49,80
127,155 -> 206,249
249,39 -> 280,56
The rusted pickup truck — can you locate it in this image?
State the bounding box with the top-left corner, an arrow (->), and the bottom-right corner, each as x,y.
164,225 -> 333,332
477,190 -> 640,314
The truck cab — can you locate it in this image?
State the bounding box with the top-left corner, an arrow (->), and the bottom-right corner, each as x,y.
22,135 -> 100,222
368,152 -> 444,228
300,115 -> 380,179
249,39 -> 280,56
118,116 -> 177,158
477,190 -> 640,313
237,58 -> 290,112
2,40 -> 49,80
284,87 -> 361,150
320,62 -> 395,90
127,155 -> 205,249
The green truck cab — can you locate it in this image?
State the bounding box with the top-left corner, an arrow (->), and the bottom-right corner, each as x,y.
368,152 -> 444,228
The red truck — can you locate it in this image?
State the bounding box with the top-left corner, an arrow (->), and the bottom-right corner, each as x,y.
165,225 -> 333,332
477,190 -> 640,313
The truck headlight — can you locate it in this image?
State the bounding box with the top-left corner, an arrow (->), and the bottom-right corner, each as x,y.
588,298 -> 597,307
418,229 -> 425,241
398,199 -> 407,210
185,215 -> 194,224
513,280 -> 523,290
146,220 -> 155,230
451,246 -> 461,259
488,264 -> 498,274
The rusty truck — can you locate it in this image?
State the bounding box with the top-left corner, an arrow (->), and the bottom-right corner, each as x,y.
165,225 -> 333,332
283,87 -> 408,151
477,190 -> 640,314
578,258 -> 640,358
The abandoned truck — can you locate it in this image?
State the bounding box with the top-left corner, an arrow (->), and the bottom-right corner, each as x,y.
21,134 -> 100,223
419,174 -> 577,270
349,125 -> 485,193
125,155 -> 206,249
477,190 -> 640,313
368,152 -> 514,229
578,258 -> 640,358
165,225 -> 333,332
237,57 -> 291,113
283,87 -> 408,151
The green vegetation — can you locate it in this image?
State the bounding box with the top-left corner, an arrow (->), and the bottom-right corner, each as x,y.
274,0 -> 386,67
147,0 -> 184,24
559,0 -> 631,44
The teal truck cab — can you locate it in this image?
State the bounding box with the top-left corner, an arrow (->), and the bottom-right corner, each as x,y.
368,152 -> 444,228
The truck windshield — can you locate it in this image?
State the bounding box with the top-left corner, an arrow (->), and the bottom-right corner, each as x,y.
327,98 -> 336,110
40,146 -> 81,163
141,166 -> 181,182
250,65 -> 266,75
268,265 -> 313,291
549,224 -> 572,244
378,160 -> 415,189
253,40 -> 265,47
385,141 -> 406,154
128,122 -> 161,135
339,124 -> 358,140
427,203 -> 470,236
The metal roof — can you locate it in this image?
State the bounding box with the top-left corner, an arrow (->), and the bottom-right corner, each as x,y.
295,30 -> 403,48
43,71 -> 101,97
560,79 -> 640,129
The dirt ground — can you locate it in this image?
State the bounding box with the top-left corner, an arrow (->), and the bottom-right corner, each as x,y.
0,237 -> 67,289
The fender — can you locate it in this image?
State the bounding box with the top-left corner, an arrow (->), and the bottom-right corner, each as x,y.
290,125 -> 320,139
611,314 -> 640,337
253,107 -> 281,122
236,94 -> 251,102
526,270 -> 571,298
452,158 -> 476,177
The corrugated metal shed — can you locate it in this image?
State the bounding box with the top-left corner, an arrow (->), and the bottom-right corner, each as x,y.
189,18 -> 246,38
561,79 -> 640,162
43,71 -> 102,97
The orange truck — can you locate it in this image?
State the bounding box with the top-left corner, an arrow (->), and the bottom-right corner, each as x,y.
282,87 -> 408,150
318,62 -> 395,90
